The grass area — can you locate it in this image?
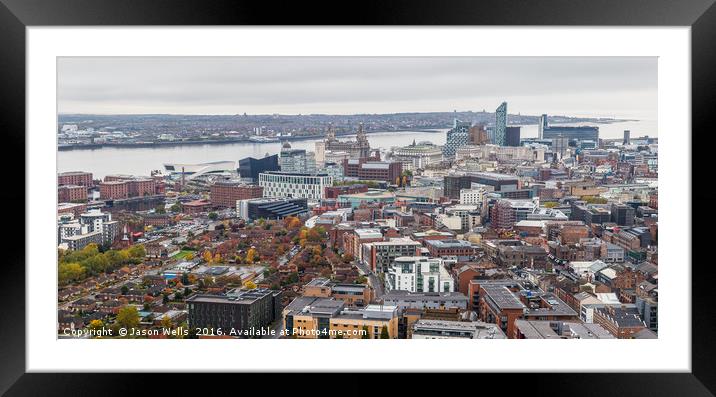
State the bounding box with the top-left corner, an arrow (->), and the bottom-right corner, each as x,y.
171,250 -> 194,260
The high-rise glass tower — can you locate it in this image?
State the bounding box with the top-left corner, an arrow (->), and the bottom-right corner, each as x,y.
495,102 -> 507,146
443,119 -> 471,158
538,114 -> 548,139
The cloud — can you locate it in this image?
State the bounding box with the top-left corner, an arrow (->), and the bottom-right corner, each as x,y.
57,56 -> 657,117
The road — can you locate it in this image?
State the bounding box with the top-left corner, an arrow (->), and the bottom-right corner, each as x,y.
355,262 -> 384,299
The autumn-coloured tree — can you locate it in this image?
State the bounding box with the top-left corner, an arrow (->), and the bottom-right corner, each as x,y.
187,274 -> 198,284
160,315 -> 173,329
244,280 -> 257,289
116,306 -> 140,332
88,319 -> 104,332
202,250 -> 213,263
246,248 -> 258,264
213,253 -> 222,263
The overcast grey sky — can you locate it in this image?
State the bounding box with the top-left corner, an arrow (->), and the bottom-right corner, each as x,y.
57,57 -> 657,119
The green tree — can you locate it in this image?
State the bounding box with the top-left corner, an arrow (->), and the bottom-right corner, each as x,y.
380,325 -> 390,339
58,262 -> 85,285
127,244 -> 146,259
83,254 -> 109,274
155,204 -> 166,214
116,306 -> 140,331
208,212 -> 218,221
287,272 -> 299,284
170,203 -> 182,213
361,326 -> 370,339
120,285 -> 129,295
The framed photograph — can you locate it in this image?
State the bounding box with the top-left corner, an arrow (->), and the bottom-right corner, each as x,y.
2,0 -> 714,395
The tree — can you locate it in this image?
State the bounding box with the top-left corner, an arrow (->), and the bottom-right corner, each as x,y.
88,319 -> 104,332
116,306 -> 140,331
202,250 -> 213,263
58,262 -> 85,285
380,325 -> 390,339
287,272 -> 299,284
170,203 -> 182,213
246,248 -> 258,264
208,212 -> 218,221
185,252 -> 195,261
361,326 -> 370,339
127,244 -> 146,259
120,285 -> 129,295
160,314 -> 173,329
244,280 -> 257,290
155,204 -> 166,214
213,253 -> 222,263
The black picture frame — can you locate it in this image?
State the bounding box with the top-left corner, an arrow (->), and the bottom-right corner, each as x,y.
1,0 -> 713,395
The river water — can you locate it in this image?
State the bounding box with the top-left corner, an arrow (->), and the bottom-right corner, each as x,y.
58,120 -> 656,178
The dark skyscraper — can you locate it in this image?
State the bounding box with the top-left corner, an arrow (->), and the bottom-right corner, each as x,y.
505,126 -> 521,147
623,130 -> 631,145
238,154 -> 280,182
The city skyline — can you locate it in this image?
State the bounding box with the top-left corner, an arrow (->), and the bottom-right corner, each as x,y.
58,57 -> 657,119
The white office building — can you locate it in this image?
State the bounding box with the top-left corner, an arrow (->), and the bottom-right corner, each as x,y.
459,187 -> 488,205
58,209 -> 119,250
386,256 -> 455,293
259,171 -> 332,200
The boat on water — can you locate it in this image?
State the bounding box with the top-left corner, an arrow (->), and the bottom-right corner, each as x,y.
248,136 -> 280,143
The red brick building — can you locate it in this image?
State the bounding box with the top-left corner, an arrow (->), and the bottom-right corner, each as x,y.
182,199 -> 212,215
593,305 -> 647,338
559,224 -> 590,244
324,184 -> 369,199
342,159 -> 402,183
100,181 -> 129,199
58,185 -> 87,203
209,181 -> 263,208
127,178 -> 156,197
424,239 -> 479,258
58,202 -> 87,217
649,192 -> 658,209
58,171 -> 93,187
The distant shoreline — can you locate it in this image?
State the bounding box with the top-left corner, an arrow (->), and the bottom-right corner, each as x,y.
56,129 -> 445,151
